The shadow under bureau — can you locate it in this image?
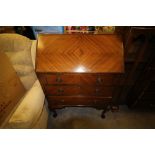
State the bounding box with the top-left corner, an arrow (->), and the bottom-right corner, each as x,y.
36,34 -> 124,118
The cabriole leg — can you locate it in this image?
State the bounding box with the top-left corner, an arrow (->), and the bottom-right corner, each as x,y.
52,109 -> 57,118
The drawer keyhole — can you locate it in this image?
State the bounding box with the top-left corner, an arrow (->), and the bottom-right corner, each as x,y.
56,77 -> 63,83
97,77 -> 103,84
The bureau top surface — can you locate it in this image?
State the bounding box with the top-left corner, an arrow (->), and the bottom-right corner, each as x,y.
36,34 -> 124,73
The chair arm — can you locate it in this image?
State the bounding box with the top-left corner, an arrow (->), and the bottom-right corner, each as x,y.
31,40 -> 37,69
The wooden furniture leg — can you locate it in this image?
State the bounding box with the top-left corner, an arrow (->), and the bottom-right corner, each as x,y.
52,110 -> 57,118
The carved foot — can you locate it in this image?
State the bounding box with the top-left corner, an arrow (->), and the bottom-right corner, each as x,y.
101,108 -> 106,119
111,105 -> 119,112
52,110 -> 57,118
101,111 -> 106,119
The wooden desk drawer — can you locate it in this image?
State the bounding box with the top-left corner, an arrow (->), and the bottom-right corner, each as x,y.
80,74 -> 113,85
80,86 -> 113,97
45,85 -> 113,97
46,74 -> 80,84
45,85 -> 80,96
47,96 -> 112,109
43,74 -> 113,85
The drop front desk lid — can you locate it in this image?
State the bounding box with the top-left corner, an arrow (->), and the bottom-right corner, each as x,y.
36,34 -> 124,73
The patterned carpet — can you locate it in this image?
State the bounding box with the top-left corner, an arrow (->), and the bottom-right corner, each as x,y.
48,105 -> 155,129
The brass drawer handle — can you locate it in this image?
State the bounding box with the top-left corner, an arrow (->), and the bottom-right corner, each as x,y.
97,77 -> 103,84
56,76 -> 63,83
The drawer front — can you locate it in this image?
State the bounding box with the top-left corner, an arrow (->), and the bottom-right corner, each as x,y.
47,96 -> 112,109
80,74 -> 113,85
45,85 -> 80,96
80,86 -> 113,97
41,73 -> 114,85
45,85 -> 113,97
46,74 -> 80,84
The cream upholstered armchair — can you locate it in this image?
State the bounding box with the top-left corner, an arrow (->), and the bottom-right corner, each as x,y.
0,33 -> 49,128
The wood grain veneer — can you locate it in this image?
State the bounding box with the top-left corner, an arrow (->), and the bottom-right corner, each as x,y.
36,34 -> 124,73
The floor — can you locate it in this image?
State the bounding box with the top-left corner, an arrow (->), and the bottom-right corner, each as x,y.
48,105 -> 155,129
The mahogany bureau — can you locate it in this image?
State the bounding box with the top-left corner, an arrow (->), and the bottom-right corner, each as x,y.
36,34 -> 124,118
